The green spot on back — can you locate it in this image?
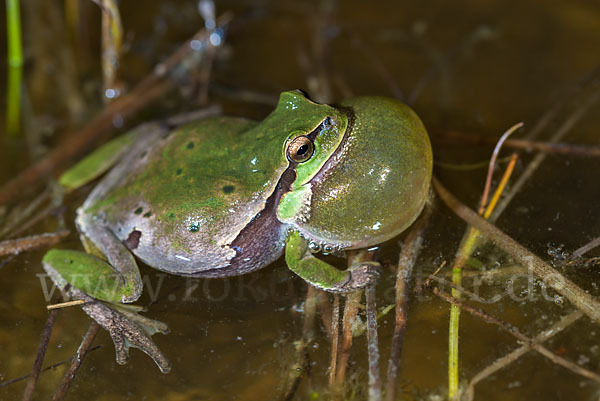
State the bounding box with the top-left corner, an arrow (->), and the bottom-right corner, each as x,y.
134,207 -> 143,215
186,141 -> 195,149
176,168 -> 183,175
143,211 -> 152,218
222,185 -> 235,194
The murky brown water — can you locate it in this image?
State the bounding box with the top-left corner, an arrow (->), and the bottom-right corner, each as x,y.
1,0 -> 599,400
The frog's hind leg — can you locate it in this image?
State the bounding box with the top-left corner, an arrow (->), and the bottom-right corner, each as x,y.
77,223 -> 143,302
42,225 -> 171,372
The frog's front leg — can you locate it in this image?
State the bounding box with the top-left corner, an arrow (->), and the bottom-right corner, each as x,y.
285,231 -> 380,292
42,225 -> 171,373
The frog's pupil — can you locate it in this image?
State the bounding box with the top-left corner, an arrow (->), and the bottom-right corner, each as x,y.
297,145 -> 308,155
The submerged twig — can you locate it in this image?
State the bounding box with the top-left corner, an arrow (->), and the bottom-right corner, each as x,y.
328,294 -> 340,386
349,31 -> 403,100
0,230 -> 69,257
0,13 -> 232,206
572,237 -> 600,259
463,310 -> 584,401
408,25 -> 495,105
0,184 -> 55,240
365,285 -> 382,401
436,130 -> 600,158
386,204 -> 432,401
282,285 -> 317,401
334,290 -> 361,398
490,67 -> 600,222
433,177 -> 600,323
22,306 -> 60,401
0,346 -> 102,388
433,288 -> 600,384
52,322 -> 101,401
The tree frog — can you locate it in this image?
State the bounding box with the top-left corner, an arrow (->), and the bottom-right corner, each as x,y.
42,90 -> 432,373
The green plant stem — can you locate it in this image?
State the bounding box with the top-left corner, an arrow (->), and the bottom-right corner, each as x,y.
448,226 -> 479,400
6,0 -> 24,136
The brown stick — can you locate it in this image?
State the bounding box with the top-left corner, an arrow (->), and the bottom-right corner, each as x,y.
385,205 -> 432,401
365,284 -> 382,401
52,322 -> 101,401
334,290 -> 361,396
433,177 -> 600,322
282,285 -> 318,401
463,310 -> 584,401
0,13 -> 233,206
489,78 -> 600,222
0,230 -> 69,257
433,288 -> 600,384
0,346 -> 102,388
22,308 -> 60,401
328,294 -> 340,386
435,130 -> 600,157
572,237 -> 600,258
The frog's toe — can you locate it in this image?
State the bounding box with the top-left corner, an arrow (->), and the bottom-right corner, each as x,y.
342,262 -> 381,292
76,291 -> 172,373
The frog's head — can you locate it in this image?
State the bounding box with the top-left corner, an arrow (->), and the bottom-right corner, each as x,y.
276,93 -> 432,251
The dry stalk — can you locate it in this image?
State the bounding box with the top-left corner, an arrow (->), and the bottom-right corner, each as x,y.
433,288 -> 600,383
433,177 -> 600,323
52,322 -> 101,401
385,204 -> 432,401
22,305 -> 60,401
328,294 -> 340,386
437,130 -> 600,157
0,13 -> 233,206
463,310 -> 584,401
365,284 -> 382,401
0,230 -> 69,257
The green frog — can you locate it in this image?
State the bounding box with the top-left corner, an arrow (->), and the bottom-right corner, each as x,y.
42,90 -> 432,373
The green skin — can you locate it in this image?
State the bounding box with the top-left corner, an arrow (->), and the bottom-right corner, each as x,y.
42,90 -> 432,373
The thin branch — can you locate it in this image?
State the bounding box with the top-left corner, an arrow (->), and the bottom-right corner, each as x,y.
436,130 -> 600,157
463,310 -> 584,401
0,13 -> 233,206
282,285 -> 317,401
329,294 -> 340,386
0,346 -> 102,388
386,203 -> 432,401
22,307 -> 60,401
433,176 -> 600,323
0,230 -> 69,257
572,237 -> 600,259
433,287 -> 600,383
365,284 -> 382,401
53,322 -> 101,401
334,290 -> 361,399
490,71 -> 600,222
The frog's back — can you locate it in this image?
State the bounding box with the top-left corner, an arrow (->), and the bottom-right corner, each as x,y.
80,116 -> 289,277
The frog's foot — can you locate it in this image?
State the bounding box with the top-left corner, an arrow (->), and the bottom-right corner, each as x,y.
339,261 -> 381,292
73,289 -> 172,373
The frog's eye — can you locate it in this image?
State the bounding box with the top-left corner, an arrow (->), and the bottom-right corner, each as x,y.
287,135 -> 314,163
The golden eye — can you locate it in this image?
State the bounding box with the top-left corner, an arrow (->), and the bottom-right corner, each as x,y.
286,136 -> 314,163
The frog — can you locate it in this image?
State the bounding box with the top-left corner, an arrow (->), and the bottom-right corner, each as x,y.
42,90 -> 432,373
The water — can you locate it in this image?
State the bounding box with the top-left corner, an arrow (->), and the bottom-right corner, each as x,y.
1,0 -> 599,400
